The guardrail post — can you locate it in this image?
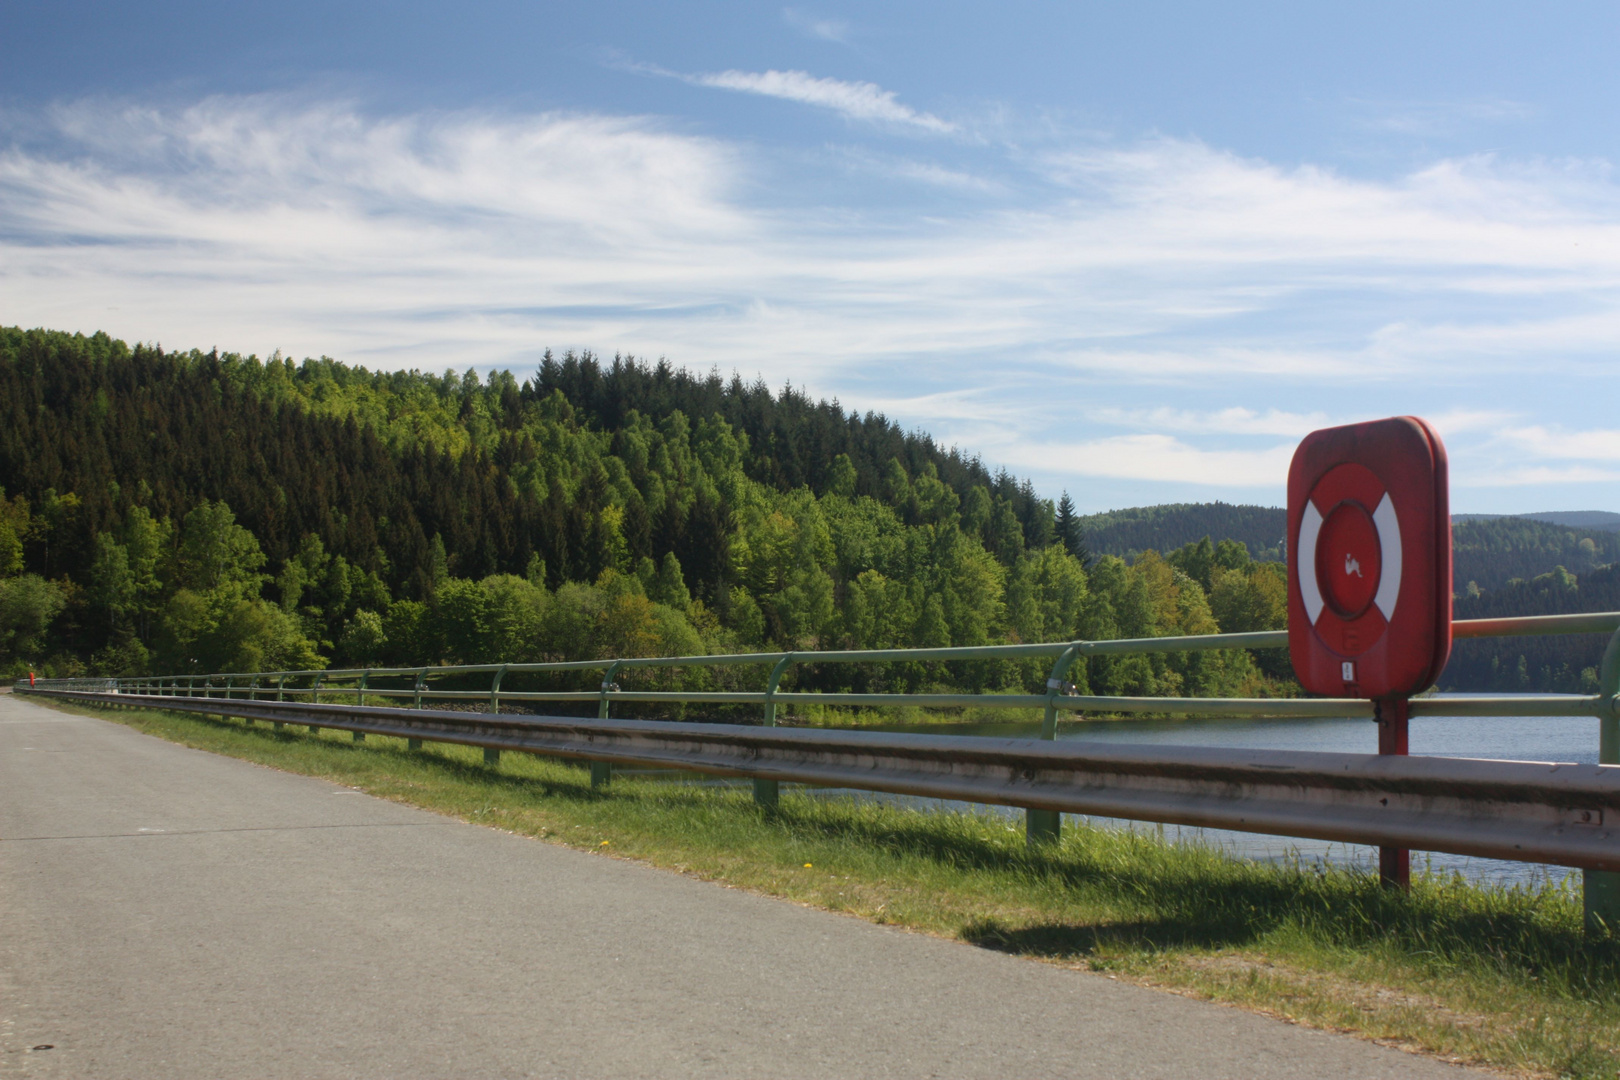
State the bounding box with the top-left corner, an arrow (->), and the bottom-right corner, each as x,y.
1027,643 -> 1082,845
1586,627 -> 1620,935
592,661 -> 622,787
755,653 -> 795,808
1376,697 -> 1412,890
274,674 -> 285,729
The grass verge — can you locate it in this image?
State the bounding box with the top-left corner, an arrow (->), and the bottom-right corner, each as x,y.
44,698 -> 1620,1079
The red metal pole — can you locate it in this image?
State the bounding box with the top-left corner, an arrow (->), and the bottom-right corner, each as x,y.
1377,696 -> 1410,890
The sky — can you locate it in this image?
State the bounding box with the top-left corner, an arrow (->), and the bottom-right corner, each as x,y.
2,2 -> 1619,514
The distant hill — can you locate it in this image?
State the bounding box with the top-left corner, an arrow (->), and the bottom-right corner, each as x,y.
1081,503 -> 1620,591
1452,518 -> 1620,591
1455,511 -> 1620,532
1078,503 -> 1287,563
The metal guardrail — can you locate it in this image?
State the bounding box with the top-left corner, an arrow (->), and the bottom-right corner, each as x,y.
27,690 -> 1620,876
19,610 -> 1620,931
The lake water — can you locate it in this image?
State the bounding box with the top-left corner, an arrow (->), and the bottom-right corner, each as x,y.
812,699 -> 1606,887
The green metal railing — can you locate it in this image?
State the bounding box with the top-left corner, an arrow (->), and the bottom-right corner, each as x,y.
111,611 -> 1619,713
85,610 -> 1620,921
108,609 -> 1620,753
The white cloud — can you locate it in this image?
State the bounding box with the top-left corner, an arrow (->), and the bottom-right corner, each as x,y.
1458,464 -> 1620,487
1088,406 -> 1331,437
6,95 -> 1620,508
689,69 -> 953,132
999,435 -> 1296,487
9,99 -> 1620,388
831,147 -> 1003,192
1419,409 -> 1520,436
1351,97 -> 1535,138
782,8 -> 851,43
1499,426 -> 1620,461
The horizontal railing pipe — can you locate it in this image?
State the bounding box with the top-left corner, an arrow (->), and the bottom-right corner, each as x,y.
26,690 -> 1620,876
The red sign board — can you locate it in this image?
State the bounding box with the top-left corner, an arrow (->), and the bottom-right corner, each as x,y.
1287,417 -> 1452,699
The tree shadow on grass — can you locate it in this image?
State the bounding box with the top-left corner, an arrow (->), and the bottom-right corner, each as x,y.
762,799 -> 1620,985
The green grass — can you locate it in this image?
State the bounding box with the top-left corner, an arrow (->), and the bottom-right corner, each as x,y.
45,698 -> 1620,1079
790,700 -> 1048,727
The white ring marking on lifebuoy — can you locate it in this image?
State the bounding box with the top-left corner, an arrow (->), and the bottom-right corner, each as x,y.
1372,493 -> 1401,621
1297,501 -> 1324,624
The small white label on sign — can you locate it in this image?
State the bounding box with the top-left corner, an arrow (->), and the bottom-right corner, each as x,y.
1342,661 -> 1356,681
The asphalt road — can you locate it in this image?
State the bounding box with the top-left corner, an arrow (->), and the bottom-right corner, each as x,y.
0,695 -> 1477,1079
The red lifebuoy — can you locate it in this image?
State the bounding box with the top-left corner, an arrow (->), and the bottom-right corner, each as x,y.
1287,417 -> 1451,699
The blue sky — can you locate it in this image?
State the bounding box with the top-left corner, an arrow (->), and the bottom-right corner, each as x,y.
3,2 -> 1619,513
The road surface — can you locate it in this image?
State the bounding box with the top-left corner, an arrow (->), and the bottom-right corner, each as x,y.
0,694 -> 1474,1078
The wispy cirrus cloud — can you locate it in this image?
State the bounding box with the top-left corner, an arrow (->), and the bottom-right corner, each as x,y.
998,435 -> 1298,487
782,8 -> 851,44
617,58 -> 954,132
1350,97 -> 1535,138
1499,426 -> 1620,460
1089,406 -> 1331,437
6,94 -> 1620,508
689,68 -> 954,132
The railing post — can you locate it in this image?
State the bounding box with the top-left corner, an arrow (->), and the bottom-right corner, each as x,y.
754,653 -> 795,808
309,672 -> 324,734
1027,643 -> 1082,845
1586,627 -> 1620,935
490,664 -> 508,714
592,660 -> 622,787
482,665 -> 509,767
353,671 -> 369,741
409,668 -> 428,750
1376,696 -> 1412,890
274,674 -> 285,729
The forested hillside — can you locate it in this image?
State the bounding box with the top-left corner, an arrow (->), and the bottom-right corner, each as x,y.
0,327 -> 1284,703
1452,519 -> 1620,590
1441,564 -> 1620,693
2,326 -> 1610,697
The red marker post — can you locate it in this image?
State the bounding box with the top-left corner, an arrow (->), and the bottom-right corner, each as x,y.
1288,417 -> 1452,889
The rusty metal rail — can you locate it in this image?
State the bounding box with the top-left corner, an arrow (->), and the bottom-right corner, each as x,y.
27,688 -> 1620,876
